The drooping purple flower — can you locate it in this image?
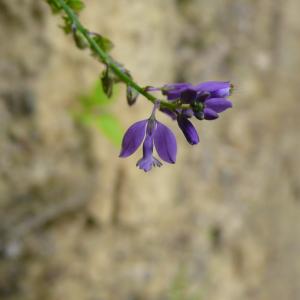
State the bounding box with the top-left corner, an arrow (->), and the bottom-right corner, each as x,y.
177,114 -> 199,145
119,103 -> 177,172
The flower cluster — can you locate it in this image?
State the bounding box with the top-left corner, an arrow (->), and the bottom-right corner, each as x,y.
120,81 -> 233,172
45,1 -> 234,172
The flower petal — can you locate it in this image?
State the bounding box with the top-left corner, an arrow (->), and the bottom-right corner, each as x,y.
136,135 -> 162,172
195,81 -> 231,97
119,120 -> 147,157
180,88 -> 197,103
153,122 -> 177,163
163,90 -> 181,100
177,116 -> 199,145
195,81 -> 230,91
205,98 -> 232,113
204,108 -> 219,120
162,83 -> 192,101
136,156 -> 162,172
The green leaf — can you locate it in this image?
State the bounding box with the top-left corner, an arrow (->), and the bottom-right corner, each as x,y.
75,80 -> 121,146
46,0 -> 62,13
94,114 -> 123,146
74,112 -> 93,125
61,15 -> 73,34
66,0 -> 85,12
92,34 -> 114,53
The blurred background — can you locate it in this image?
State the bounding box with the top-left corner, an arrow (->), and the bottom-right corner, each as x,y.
0,0 -> 300,299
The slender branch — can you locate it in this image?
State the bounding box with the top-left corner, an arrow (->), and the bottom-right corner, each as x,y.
56,0 -> 187,110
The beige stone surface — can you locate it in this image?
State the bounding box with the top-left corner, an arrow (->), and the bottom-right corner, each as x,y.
0,0 -> 299,300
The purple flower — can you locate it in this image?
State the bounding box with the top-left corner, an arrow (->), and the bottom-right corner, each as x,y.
154,80 -> 233,145
160,81 -> 233,121
119,103 -> 177,172
120,80 -> 233,172
160,81 -> 232,102
177,114 -> 199,145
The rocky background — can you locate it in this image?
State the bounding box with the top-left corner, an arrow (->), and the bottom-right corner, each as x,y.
0,0 -> 300,299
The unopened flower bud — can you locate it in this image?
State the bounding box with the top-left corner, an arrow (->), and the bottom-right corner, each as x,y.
101,66 -> 114,97
126,85 -> 139,106
72,24 -> 88,49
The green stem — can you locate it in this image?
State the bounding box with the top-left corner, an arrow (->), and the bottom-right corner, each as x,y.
56,0 -> 188,111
